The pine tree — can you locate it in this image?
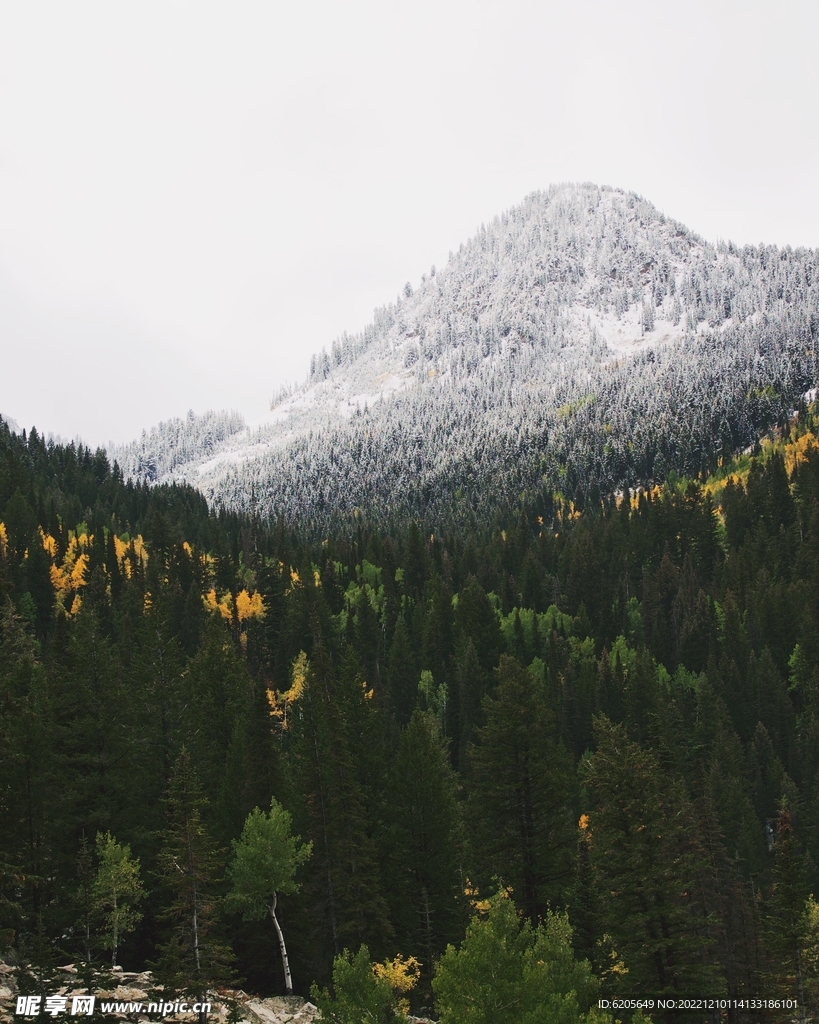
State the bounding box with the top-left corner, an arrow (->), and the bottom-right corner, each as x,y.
153,748 -> 233,1019
467,655 -> 575,921
763,807 -> 818,1023
581,718 -> 723,999
385,615 -> 418,729
384,711 -> 464,993
286,623 -> 393,977
432,889 -> 604,1024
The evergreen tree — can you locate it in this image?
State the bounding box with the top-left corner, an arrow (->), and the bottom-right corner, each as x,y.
582,718 -> 723,1000
385,615 -> 418,729
384,711 -> 464,993
286,626 -> 393,977
763,807 -> 818,1023
432,889 -> 606,1024
467,655 -> 575,921
153,748 -> 233,1019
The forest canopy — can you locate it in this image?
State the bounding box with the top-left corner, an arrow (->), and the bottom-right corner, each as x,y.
3,407 -> 819,1021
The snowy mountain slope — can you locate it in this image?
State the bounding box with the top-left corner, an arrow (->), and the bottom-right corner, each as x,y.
111,408 -> 246,482
111,183 -> 819,531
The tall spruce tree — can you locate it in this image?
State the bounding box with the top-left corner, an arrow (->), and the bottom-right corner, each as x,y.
467,654 -> 575,921
763,807 -> 817,1023
582,718 -> 723,1003
385,710 -> 464,993
154,748 -> 233,1019
286,621 -> 392,978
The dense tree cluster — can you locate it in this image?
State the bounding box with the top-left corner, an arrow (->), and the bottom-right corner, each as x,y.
5,410 -> 819,1020
113,410 -> 246,484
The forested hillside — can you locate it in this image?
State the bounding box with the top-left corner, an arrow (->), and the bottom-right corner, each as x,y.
5,410 -> 819,1021
112,184 -> 819,536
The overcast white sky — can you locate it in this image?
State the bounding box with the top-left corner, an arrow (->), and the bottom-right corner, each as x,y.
1,0 -> 817,445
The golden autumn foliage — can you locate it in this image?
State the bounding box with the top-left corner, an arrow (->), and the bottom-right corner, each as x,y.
267,650 -> 308,731
463,877 -> 495,913
39,527 -> 57,558
553,496 -> 582,524
111,534 -> 148,578
204,587 -> 265,622
129,535 -> 148,566
629,484 -> 662,510
783,429 -> 819,475
371,954 -> 421,1014
235,589 -> 264,621
204,589 -> 232,619
31,527 -> 151,616
48,530 -> 90,616
50,564 -> 69,594
70,552 -> 89,590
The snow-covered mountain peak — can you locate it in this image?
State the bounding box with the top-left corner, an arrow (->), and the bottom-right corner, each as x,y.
110,184 -> 819,531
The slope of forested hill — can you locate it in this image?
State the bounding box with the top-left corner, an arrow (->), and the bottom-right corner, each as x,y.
5,410 -> 819,1020
111,183 -> 819,535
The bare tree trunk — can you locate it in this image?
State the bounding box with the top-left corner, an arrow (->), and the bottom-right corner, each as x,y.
797,948 -> 806,1024
112,891 -> 118,968
269,892 -> 293,995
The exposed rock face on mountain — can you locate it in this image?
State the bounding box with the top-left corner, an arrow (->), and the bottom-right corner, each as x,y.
112,183 -> 819,532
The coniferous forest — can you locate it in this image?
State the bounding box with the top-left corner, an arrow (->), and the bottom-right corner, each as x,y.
5,409 -> 819,1023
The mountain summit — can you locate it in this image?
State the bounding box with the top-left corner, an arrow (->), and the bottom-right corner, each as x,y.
113,183 -> 819,530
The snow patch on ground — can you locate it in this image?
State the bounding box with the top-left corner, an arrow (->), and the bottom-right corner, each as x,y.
337,370 -> 413,417
569,304 -> 688,357
181,368 -> 415,481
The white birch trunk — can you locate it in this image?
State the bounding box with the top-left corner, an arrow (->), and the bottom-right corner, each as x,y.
269,892 -> 293,995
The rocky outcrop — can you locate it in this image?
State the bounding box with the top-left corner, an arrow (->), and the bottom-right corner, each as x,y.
0,962 -> 319,1024
245,997 -> 318,1024
0,961 -> 438,1023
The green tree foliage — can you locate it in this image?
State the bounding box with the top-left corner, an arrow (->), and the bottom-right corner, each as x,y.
763,807 -> 819,1022
582,718 -> 722,998
310,946 -> 399,1024
154,748 -> 233,1015
91,832 -> 145,968
384,711 -> 464,991
287,637 -> 393,976
227,800 -> 312,993
7,412 -> 819,1012
432,889 -> 607,1024
467,655 -> 575,920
